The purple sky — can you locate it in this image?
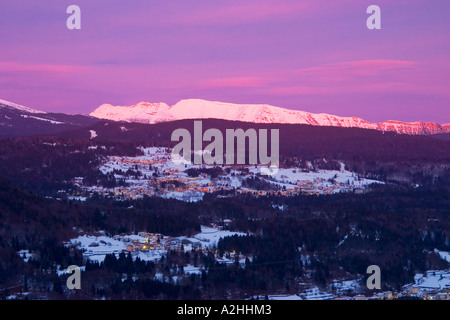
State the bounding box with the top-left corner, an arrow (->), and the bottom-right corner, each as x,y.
1,0 -> 449,123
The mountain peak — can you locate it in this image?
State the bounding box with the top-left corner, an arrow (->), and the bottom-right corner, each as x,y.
91,101 -> 173,124
89,99 -> 450,135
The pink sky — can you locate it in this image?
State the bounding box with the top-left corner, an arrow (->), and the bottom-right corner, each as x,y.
0,0 -> 449,123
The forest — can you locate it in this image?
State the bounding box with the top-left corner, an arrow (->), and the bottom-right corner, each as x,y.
0,179 -> 448,299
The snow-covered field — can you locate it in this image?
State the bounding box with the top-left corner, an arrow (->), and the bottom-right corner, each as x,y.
267,294 -> 302,300
330,279 -> 362,295
68,233 -> 148,263
299,287 -> 336,300
248,166 -> 382,192
183,265 -> 202,275
179,226 -> 247,249
413,270 -> 450,291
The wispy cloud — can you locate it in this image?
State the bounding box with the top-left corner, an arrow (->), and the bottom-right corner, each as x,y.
263,59 -> 448,96
113,0 -> 343,28
200,76 -> 270,88
0,61 -> 87,74
296,60 -> 417,77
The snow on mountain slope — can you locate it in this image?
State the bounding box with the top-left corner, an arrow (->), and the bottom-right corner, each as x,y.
377,121 -> 448,135
20,114 -> 64,124
89,99 -> 450,135
0,99 -> 46,114
0,98 -> 99,138
90,101 -> 174,124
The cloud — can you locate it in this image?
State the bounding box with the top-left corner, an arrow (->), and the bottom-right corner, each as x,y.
171,0 -> 363,26
200,76 -> 270,88
260,59 -> 450,97
266,82 -> 416,96
296,60 -> 417,77
0,61 -> 87,74
112,0 -> 331,28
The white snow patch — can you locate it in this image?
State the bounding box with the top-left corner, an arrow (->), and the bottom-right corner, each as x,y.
435,249 -> 450,263
89,130 -> 98,139
17,250 -> 33,263
21,114 -> 63,124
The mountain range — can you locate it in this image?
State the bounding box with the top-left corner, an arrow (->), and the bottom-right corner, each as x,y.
1,98 -> 449,138
90,99 -> 450,135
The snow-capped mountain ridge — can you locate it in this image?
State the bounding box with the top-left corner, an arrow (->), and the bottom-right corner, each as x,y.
0,99 -> 46,114
0,98 -> 98,138
90,99 -> 450,135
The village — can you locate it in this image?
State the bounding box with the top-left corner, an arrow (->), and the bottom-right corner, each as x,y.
350,268 -> 450,300
70,147 -> 381,202
67,224 -> 248,265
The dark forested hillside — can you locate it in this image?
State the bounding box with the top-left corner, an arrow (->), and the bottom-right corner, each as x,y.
58,119 -> 450,163
0,180 -> 448,299
0,104 -> 98,138
0,136 -> 143,194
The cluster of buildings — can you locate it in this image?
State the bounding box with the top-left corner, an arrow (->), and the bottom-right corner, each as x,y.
69,147 -> 377,202
80,170 -> 365,201
265,265 -> 450,300
122,233 -> 176,252
120,232 -> 210,254
399,270 -> 450,300
342,269 -> 450,300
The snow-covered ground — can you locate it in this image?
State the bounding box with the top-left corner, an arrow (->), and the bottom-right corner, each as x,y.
67,196 -> 87,202
89,130 -> 98,139
435,249 -> 450,263
268,294 -> 302,300
183,265 -> 202,275
56,265 -> 86,277
179,226 -> 247,249
68,233 -> 136,263
68,226 -> 247,263
68,232 -> 169,263
17,249 -> 33,263
414,270 -> 450,291
406,266 -> 450,298
248,166 -> 382,192
21,114 -> 63,124
330,279 -> 361,295
299,287 -> 336,300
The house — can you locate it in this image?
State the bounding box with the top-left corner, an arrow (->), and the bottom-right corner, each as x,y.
407,286 -> 419,295
418,275 -> 444,291
435,292 -> 450,300
126,245 -> 135,252
377,291 -> 393,300
126,241 -> 145,252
